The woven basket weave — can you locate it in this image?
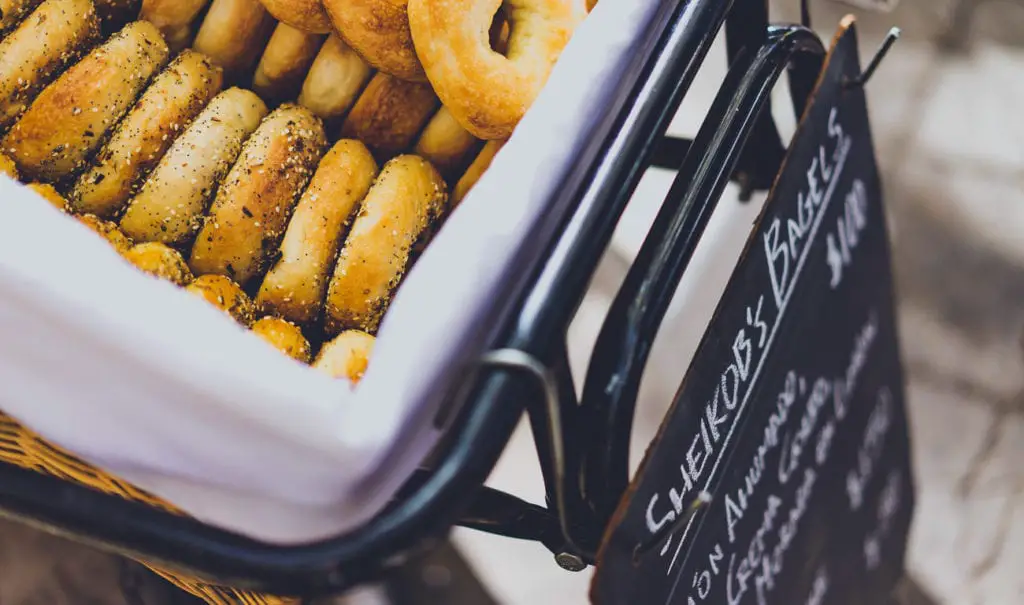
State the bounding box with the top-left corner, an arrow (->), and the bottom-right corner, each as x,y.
0,411 -> 298,605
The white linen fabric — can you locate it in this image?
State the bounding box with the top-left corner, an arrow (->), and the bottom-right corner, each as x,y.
0,0 -> 662,544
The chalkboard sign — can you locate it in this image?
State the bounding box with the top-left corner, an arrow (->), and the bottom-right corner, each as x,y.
591,19 -> 915,605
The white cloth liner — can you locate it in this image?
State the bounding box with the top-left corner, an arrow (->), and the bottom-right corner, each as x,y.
0,0 -> 662,545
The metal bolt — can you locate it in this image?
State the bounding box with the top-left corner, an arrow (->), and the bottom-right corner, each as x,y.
554,552 -> 588,572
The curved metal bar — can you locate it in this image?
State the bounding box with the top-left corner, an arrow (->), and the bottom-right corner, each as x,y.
578,25 -> 827,522
0,0 -> 734,595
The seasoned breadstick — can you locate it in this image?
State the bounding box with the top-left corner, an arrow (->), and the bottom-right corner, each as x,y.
0,0 -> 101,133
190,104 -> 327,285
314,329 -> 375,383
324,155 -> 447,334
0,0 -> 44,35
414,106 -> 479,179
251,316 -> 312,363
453,139 -> 504,206
185,274 -> 255,325
71,50 -> 224,218
340,72 -> 438,160
124,241 -> 194,285
139,0 -> 210,51
257,139 -> 378,325
297,35 -> 372,123
119,88 -> 268,245
253,23 -> 325,103
193,0 -> 276,80
0,152 -> 17,178
26,182 -> 67,210
2,20 -> 169,183
77,213 -> 134,254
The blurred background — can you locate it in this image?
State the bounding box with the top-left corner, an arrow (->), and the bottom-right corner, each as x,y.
451,1 -> 1024,603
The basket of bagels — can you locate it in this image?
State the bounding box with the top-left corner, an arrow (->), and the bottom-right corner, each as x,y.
0,0 -> 666,602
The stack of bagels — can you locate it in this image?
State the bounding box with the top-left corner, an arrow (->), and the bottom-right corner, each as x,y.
0,0 -> 585,382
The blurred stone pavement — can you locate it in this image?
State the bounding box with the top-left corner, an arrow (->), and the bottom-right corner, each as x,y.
455,1 -> 1024,604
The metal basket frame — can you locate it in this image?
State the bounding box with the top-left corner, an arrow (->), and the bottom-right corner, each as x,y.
0,0 -> 867,599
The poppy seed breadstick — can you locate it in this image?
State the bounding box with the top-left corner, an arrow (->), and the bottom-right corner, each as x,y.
189,104 -> 327,285
2,20 -> 169,183
185,274 -> 255,326
119,88 -> 268,246
314,329 -> 375,383
0,0 -> 44,36
71,50 -> 224,218
324,154 -> 447,335
257,139 -> 378,325
0,0 -> 101,133
339,71 -> 438,160
297,35 -> 373,123
253,22 -> 325,103
251,316 -> 312,363
139,0 -> 210,51
192,0 -> 276,80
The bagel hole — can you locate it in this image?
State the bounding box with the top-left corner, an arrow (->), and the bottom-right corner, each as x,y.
489,7 -> 511,56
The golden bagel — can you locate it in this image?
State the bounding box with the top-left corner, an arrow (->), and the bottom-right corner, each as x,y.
322,0 -> 425,82
407,0 -> 575,140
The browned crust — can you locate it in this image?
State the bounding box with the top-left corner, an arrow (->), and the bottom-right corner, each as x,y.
0,0 -> 45,35
0,152 -> 18,179
185,274 -> 256,326
258,0 -> 332,34
322,0 -> 425,82
139,0 -> 210,51
77,212 -> 134,254
253,23 -> 326,103
257,138 -> 379,325
119,87 -> 268,246
339,71 -> 438,160
313,329 -> 375,382
26,182 -> 68,210
192,0 -> 276,79
71,50 -> 224,219
251,316 -> 312,363
1,20 -> 169,183
452,138 -> 503,205
407,0 -> 575,140
323,154 -> 447,335
189,104 -> 327,285
0,0 -> 102,133
297,35 -> 373,122
124,241 -> 195,285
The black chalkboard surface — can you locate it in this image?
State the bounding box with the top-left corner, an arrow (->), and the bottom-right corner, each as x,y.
591,19 -> 915,605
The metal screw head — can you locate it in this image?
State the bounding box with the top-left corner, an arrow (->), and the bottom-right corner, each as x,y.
554,552 -> 588,572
